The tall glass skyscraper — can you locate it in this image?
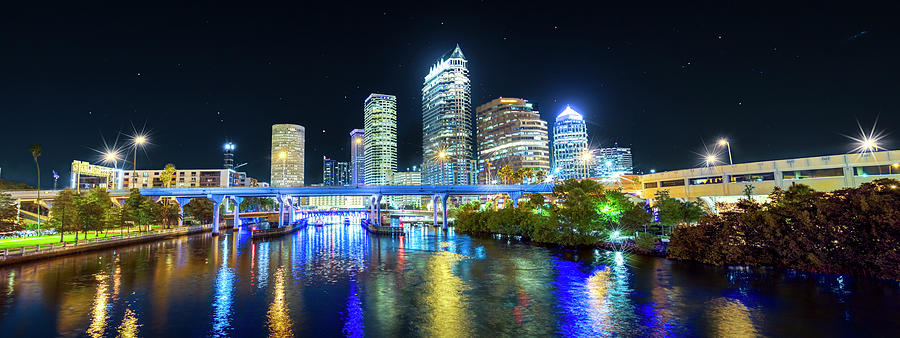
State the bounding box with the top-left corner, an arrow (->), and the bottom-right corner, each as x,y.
552,106 -> 589,180
593,145 -> 634,177
476,97 -> 550,184
364,94 -> 397,186
271,124 -> 305,186
323,156 -> 351,186
349,129 -> 365,186
422,44 -> 475,185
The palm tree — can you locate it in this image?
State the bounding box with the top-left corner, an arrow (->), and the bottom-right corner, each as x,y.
498,165 -> 514,185
28,144 -> 43,231
534,169 -> 547,184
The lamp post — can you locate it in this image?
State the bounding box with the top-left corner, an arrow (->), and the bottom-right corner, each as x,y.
581,151 -> 593,179
718,138 -> 733,165
132,136 -> 146,188
705,155 -> 718,167
104,151 -> 119,189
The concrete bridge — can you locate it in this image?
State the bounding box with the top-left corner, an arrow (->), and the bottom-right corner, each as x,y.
138,185 -> 554,234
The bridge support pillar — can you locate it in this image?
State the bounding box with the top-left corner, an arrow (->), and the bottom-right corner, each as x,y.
207,194 -> 226,235
231,196 -> 244,228
286,196 -> 295,225
508,192 -> 523,208
375,194 -> 383,226
432,195 -> 438,227
440,194 -> 449,230
175,197 -> 191,227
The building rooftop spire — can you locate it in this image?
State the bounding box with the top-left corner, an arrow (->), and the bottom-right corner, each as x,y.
556,105 -> 583,122
450,43 -> 465,59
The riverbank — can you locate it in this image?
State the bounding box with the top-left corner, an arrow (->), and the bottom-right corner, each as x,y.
0,224 -> 229,266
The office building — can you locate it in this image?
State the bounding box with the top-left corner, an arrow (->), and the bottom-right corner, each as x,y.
224,142 -> 235,169
123,168 -> 258,188
593,145 -> 634,177
364,94 -> 398,186
476,97 -> 550,184
323,157 -> 351,186
552,106 -> 589,180
271,124 -> 305,186
422,44 -> 475,185
390,168 -> 425,207
350,129 -> 365,186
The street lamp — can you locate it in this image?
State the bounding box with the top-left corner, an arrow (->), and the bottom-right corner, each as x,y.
718,138 -> 733,165
581,151 -> 593,179
131,135 -> 147,188
705,154 -> 718,167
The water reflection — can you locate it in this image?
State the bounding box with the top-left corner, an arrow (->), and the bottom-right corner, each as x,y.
267,266 -> 292,337
212,235 -> 235,336
86,273 -> 109,338
0,218 -> 898,336
117,308 -> 140,337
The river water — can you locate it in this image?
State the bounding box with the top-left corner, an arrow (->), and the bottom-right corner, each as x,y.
1,221 -> 898,337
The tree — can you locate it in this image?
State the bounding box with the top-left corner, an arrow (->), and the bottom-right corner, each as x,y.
533,169 -> 547,184
544,179 -> 606,245
619,202 -> 651,233
75,191 -> 104,238
184,198 -> 214,224
48,188 -> 77,241
157,202 -> 181,228
28,144 -> 43,232
0,192 -> 22,232
160,164 -> 177,188
498,165 -> 514,185
241,197 -> 275,212
742,184 -> 755,200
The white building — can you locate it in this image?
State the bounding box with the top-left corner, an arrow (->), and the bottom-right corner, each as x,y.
364,94 -> 398,186
422,44 -> 475,185
271,124 -> 305,186
552,106 -> 589,180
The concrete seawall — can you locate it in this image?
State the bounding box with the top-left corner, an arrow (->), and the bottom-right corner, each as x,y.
0,225 -> 231,267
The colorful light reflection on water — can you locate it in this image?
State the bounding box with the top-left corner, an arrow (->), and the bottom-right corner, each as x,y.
0,219 -> 898,336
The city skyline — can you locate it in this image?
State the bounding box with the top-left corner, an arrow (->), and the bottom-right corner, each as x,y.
0,3 -> 897,188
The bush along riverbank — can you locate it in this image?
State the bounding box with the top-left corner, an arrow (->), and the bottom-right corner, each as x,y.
669,178 -> 900,281
455,179 -> 661,247
455,178 -> 900,281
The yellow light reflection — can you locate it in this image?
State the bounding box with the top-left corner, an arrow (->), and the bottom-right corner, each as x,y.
117,308 -> 141,337
422,251 -> 469,337
86,274 -> 109,338
706,297 -> 758,336
267,266 -> 293,338
586,267 -> 611,332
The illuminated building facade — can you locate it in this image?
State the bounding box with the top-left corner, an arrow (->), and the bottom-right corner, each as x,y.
422,44 -> 475,185
271,124 -> 305,187
593,146 -> 633,177
476,97 -> 550,184
350,129 -> 365,186
70,160 -> 122,190
123,168 -> 257,188
364,94 -> 398,186
390,168 -> 425,207
323,156 -> 351,186
223,142 -> 235,169
552,106 -> 589,180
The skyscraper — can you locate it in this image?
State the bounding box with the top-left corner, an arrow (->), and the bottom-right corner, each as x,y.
363,94 -> 398,186
593,145 -> 634,177
390,167 -> 424,207
223,142 -> 235,169
350,129 -> 365,186
422,44 -> 475,185
271,124 -> 305,186
552,106 -> 589,180
476,97 -> 550,184
323,156 -> 352,186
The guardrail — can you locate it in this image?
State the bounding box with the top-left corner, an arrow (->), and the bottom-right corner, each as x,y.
0,225 -> 213,260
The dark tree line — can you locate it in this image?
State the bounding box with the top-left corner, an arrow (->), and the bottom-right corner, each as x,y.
669,179 -> 900,280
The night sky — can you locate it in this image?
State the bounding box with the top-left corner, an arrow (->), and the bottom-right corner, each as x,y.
1,2 -> 898,188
